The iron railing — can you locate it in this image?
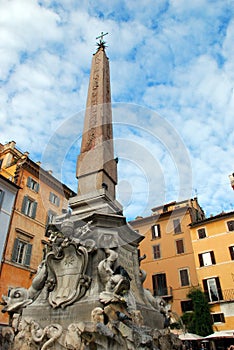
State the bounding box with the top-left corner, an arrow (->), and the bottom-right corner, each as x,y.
207,289 -> 234,303
221,288 -> 234,301
153,286 -> 173,298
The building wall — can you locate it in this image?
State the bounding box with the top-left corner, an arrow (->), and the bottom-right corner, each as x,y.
0,142 -> 75,325
130,199 -> 203,317
0,177 -> 18,262
190,212 -> 234,331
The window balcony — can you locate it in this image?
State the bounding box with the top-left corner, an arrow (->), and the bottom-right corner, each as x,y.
207,289 -> 234,303
222,289 -> 234,302
153,286 -> 173,300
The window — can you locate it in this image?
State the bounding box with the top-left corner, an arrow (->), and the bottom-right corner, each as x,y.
153,244 -> 161,259
11,238 -> 32,266
211,313 -> 225,323
227,220 -> 234,231
198,251 -> 216,267
151,224 -> 161,239
21,196 -> 37,218
197,228 -> 206,239
0,189 -> 5,209
176,239 -> 184,254
179,268 -> 190,286
49,192 -> 60,207
181,300 -> 193,313
229,246 -> 234,260
27,177 -> 39,192
152,273 -> 168,296
46,210 -> 56,225
173,219 -> 182,234
203,277 -> 223,302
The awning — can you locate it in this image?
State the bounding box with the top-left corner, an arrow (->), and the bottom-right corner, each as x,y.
179,332 -> 204,340
205,330 -> 234,339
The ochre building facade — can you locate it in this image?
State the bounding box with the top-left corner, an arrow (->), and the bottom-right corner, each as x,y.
190,211 -> 234,331
130,198 -> 205,318
0,141 -> 75,325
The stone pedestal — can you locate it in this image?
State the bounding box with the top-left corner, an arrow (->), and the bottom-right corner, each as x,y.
0,209 -> 182,349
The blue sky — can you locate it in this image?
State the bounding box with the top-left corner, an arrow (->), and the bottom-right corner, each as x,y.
1,0 -> 234,220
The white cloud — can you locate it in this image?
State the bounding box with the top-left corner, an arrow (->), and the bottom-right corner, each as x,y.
1,0 -> 234,220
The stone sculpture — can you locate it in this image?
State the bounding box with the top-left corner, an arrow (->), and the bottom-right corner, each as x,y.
1,218 -> 182,349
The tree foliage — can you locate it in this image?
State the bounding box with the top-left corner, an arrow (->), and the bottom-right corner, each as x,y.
181,287 -> 213,337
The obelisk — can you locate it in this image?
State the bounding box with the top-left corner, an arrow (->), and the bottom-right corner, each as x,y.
70,35 -> 122,217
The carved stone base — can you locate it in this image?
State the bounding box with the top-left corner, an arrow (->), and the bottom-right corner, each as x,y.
1,214 -> 177,350
22,298 -> 104,328
4,316 -> 182,350
22,297 -> 165,330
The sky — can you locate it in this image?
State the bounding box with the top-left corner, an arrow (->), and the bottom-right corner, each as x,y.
1,0 -> 234,221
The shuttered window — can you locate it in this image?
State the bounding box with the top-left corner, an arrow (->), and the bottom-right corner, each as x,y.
173,219 -> 182,234
12,238 -> 32,267
211,313 -> 225,323
21,196 -> 37,219
151,224 -> 161,239
227,220 -> 234,231
197,228 -> 206,239
152,273 -> 167,296
153,244 -> 161,259
179,268 -> 190,287
46,210 -> 56,225
49,192 -> 60,207
176,239 -> 184,254
181,300 -> 193,312
27,177 -> 39,192
198,251 -> 216,267
203,277 -> 223,302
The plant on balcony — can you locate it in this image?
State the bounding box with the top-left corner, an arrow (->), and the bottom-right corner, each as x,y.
181,287 -> 213,337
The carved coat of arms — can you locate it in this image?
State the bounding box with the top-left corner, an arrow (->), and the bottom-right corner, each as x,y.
47,243 -> 90,309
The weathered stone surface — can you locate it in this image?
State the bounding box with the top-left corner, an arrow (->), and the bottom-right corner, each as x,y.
1,218 -> 181,349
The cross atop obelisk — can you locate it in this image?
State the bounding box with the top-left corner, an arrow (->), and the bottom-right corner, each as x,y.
96,31 -> 108,47
73,36 -> 122,216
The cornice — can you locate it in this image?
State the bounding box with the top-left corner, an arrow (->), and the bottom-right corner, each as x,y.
190,210 -> 234,227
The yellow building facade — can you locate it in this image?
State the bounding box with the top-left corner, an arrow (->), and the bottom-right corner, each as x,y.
190,211 -> 234,331
130,198 -> 205,317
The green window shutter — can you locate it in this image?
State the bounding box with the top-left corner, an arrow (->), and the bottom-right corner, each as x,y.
24,243 -> 32,266
12,238 -> 19,262
35,182 -> 40,193
27,177 -> 32,188
31,201 -> 37,219
49,192 -> 53,202
56,196 -> 60,207
0,190 -> 5,208
21,196 -> 28,214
